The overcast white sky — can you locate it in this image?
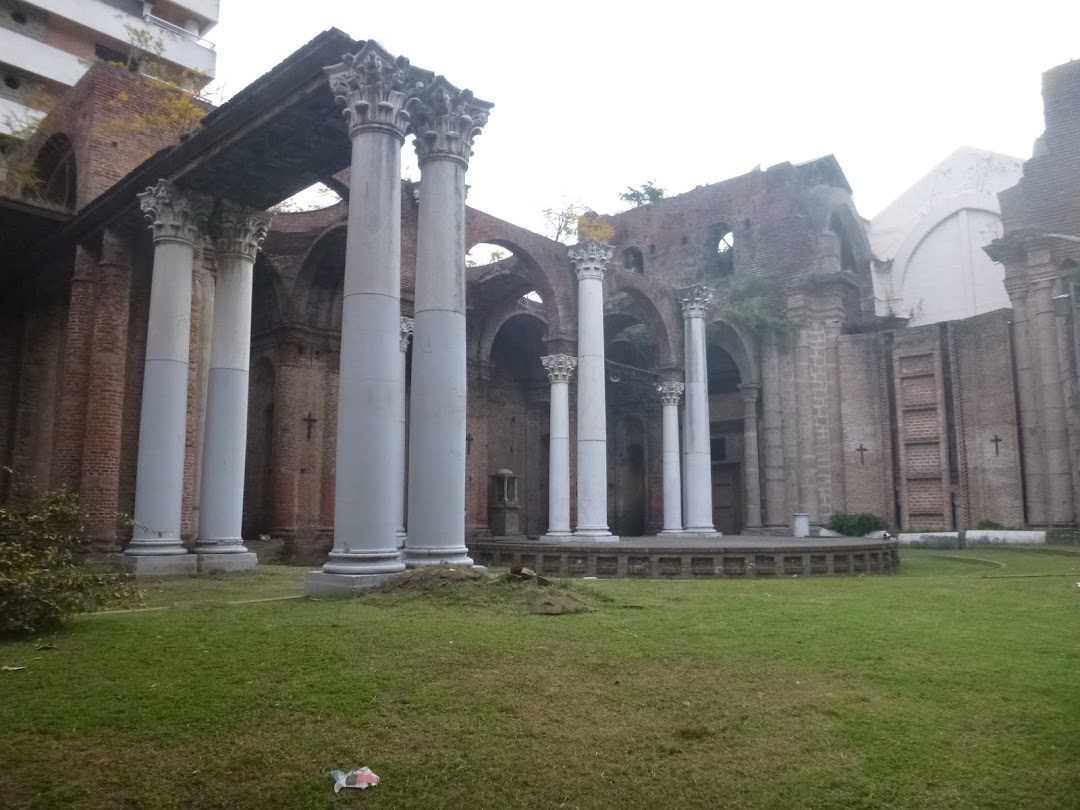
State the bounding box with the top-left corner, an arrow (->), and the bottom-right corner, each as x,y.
207,0 -> 1079,233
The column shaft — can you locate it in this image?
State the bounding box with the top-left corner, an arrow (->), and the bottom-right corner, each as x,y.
761,336 -> 787,525
1006,284 -> 1047,524
1032,280 -> 1074,524
741,384 -> 762,528
794,325 -> 820,522
682,307 -> 715,533
659,382 -> 685,533
542,354 -> 575,538
397,318 -> 412,545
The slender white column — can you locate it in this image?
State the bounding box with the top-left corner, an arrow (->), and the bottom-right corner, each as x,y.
679,285 -> 717,534
739,383 -> 763,529
572,240 -> 616,539
126,180 -> 211,575
542,354 -> 576,539
308,45 -> 420,593
658,381 -> 685,534
195,203 -> 272,572
396,317 -> 412,547
403,78 -> 493,567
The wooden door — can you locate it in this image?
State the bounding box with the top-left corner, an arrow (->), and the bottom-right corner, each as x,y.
712,463 -> 742,535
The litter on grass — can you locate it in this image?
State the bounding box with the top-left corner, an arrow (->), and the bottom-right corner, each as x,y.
330,767 -> 379,793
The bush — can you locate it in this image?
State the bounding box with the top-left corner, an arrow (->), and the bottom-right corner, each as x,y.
0,480 -> 139,634
976,520 -> 1006,530
828,512 -> 885,537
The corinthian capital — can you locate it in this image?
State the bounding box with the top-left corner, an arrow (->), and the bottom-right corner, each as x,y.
678,284 -> 713,319
138,180 -> 212,245
541,353 -> 577,383
325,42 -> 425,140
400,316 -> 414,352
569,240 -> 613,281
409,76 -> 492,166
215,202 -> 272,262
657,381 -> 685,405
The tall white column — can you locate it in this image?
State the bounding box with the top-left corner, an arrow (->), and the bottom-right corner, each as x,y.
126,180 -> 211,575
396,317 -> 412,547
307,45 -> 419,594
195,203 -> 272,572
658,381 -> 685,534
572,240 -> 616,540
542,354 -> 576,539
679,285 -> 718,535
403,78 -> 493,567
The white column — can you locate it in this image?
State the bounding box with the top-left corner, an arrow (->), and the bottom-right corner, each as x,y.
307,45 -> 419,594
679,285 -> 717,535
125,180 -> 211,575
396,317 -> 412,546
572,240 -> 616,540
403,78 -> 493,567
541,354 -> 576,539
658,381 -> 685,534
195,203 -> 272,572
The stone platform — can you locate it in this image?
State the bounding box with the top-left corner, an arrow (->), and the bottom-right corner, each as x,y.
467,535 -> 900,579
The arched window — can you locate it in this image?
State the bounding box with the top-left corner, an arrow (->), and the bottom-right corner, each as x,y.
830,213 -> 856,273
622,246 -> 644,273
29,133 -> 76,209
707,223 -> 734,276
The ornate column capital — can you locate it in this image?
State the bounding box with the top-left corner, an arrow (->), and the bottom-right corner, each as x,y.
215,202 -> 272,262
1003,275 -> 1031,303
409,77 -> 492,167
569,240 -> 613,281
400,316 -> 414,352
138,180 -> 212,246
738,382 -> 761,405
657,381 -> 685,405
541,353 -> 577,383
325,42 -> 426,140
678,284 -> 714,319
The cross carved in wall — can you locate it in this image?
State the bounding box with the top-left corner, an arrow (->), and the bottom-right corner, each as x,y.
303,411 -> 318,441
466,433 -> 473,456
856,444 -> 868,464
991,434 -> 1003,456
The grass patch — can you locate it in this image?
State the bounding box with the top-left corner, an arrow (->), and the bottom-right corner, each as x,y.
1,550 -> 1078,808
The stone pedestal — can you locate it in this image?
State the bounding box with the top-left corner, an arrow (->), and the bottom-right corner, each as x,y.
658,381 -> 685,534
572,241 -> 616,540
679,285 -> 717,534
126,180 -> 211,575
403,80 -> 491,567
542,354 -> 576,539
195,202 -> 271,573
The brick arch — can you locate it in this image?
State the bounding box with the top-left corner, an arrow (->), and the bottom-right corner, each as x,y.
706,318 -> 757,385
603,274 -> 677,369
30,132 -> 77,209
289,223 -> 347,327
476,287 -> 550,365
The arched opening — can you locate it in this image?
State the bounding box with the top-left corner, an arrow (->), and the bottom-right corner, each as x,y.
705,325 -> 747,534
29,133 -> 76,208
707,222 -> 735,277
487,313 -> 547,536
300,228 -> 346,332
830,213 -> 856,273
243,356 -> 276,539
622,246 -> 644,273
611,415 -> 647,536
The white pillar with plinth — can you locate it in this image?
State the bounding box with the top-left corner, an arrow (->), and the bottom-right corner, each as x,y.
658,381 -> 685,534
679,285 -> 719,537
542,354 -> 576,539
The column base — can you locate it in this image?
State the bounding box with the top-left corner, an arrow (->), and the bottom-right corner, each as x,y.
659,528 -> 685,535
680,531 -> 723,540
573,530 -> 620,542
542,531 -> 575,541
197,552 -> 258,573
322,547 -> 405,576
304,570 -> 399,598
402,545 -> 474,567
123,552 -> 198,578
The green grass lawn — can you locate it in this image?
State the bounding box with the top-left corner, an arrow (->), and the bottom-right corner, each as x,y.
2,548 -> 1079,809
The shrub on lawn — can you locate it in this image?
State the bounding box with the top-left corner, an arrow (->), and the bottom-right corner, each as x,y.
827,512 -> 885,537
0,479 -> 139,634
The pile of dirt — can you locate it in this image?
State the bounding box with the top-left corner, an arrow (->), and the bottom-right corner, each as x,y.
360,565 -> 600,615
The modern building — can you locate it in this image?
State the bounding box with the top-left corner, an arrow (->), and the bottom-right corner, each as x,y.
868,147 -> 1025,326
0,0 -> 218,138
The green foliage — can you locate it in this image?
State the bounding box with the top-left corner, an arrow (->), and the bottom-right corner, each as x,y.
541,199 -> 587,244
976,520 -> 1006,530
619,180 -> 666,208
827,512 -> 886,537
0,478 -> 139,634
576,211 -> 615,243
714,274 -> 791,337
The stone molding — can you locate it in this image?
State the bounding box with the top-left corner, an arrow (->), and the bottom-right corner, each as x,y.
409,76 -> 492,167
570,240 -> 613,281
657,380 -> 685,405
738,382 -> 760,404
215,202 -> 272,262
541,353 -> 577,383
137,179 -> 212,246
400,316 -> 414,351
325,43 -> 424,140
678,284 -> 713,318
